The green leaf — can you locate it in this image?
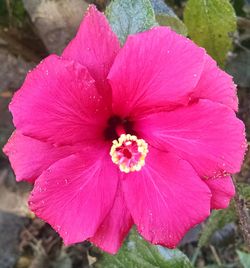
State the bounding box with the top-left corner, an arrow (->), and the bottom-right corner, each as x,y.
95,229 -> 193,268
151,0 -> 187,35
198,204 -> 236,247
156,14 -> 187,36
184,0 -> 237,67
106,0 -> 157,44
12,0 -> 26,23
237,250 -> 250,268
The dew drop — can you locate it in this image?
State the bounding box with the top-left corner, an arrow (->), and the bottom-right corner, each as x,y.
241,143 -> 247,149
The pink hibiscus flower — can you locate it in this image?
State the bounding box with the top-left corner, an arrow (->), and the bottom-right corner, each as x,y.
3,5 -> 247,254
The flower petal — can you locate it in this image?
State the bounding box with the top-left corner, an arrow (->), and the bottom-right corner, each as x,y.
191,55 -> 238,111
108,26 -> 205,117
204,176 -> 235,209
135,100 -> 246,178
10,55 -> 110,146
3,131 -> 78,183
62,5 -> 120,102
90,184 -> 133,254
29,147 -> 118,245
122,147 -> 211,248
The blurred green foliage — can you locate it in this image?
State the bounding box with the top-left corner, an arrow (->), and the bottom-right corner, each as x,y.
237,182 -> 250,203
232,0 -> 246,16
198,205 -> 236,248
0,0 -> 26,26
226,51 -> 250,88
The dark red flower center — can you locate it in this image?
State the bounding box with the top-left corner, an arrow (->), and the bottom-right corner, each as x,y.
104,115 -> 135,141
104,116 -> 148,173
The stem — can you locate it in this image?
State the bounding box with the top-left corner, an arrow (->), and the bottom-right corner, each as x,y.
5,0 -> 12,26
191,247 -> 200,266
210,245 -> 222,266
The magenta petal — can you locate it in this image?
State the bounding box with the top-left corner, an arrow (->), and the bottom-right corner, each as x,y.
90,184 -> 133,254
108,26 -> 205,117
135,99 -> 246,178
29,148 -> 118,245
191,55 -> 238,111
122,147 -> 211,248
3,131 -> 78,183
204,176 -> 235,209
62,5 -> 120,102
10,55 -> 110,146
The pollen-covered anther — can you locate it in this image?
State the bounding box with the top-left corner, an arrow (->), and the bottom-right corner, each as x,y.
110,134 -> 148,173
